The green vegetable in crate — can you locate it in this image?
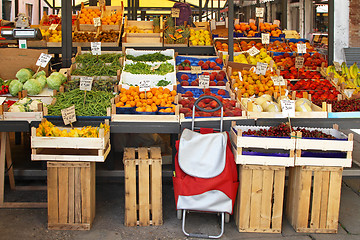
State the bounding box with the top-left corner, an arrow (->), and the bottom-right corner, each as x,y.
126,52 -> 172,62
9,79 -> 23,96
124,62 -> 174,75
23,78 -> 42,95
36,75 -> 47,88
47,74 -> 62,90
33,70 -> 46,78
64,78 -> 117,92
16,68 -> 33,83
75,53 -> 123,64
156,80 -> 171,86
50,72 -> 67,84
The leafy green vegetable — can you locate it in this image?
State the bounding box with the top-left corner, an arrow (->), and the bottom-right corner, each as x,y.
33,70 -> 46,78
36,75 -> 47,88
124,62 -> 174,75
156,80 -> 171,86
9,80 -> 23,96
23,79 -> 42,95
47,75 -> 62,90
126,52 -> 172,62
72,54 -> 122,77
50,72 -> 67,84
16,68 -> 33,83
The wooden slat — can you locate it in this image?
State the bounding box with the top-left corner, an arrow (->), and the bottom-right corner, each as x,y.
272,167 -> 285,230
260,169 -> 273,229
238,166 -> 252,230
291,166 -> 302,227
123,147 -> 135,162
48,162 -> 90,168
91,162 -> 96,222
296,168 -> 312,229
286,167 -> 296,224
68,167 -> 75,224
58,167 -> 69,224
319,171 -> 330,229
138,147 -> 150,226
47,164 -> 58,224
0,132 -> 7,204
48,223 -> 91,231
326,169 -> 342,230
151,159 -> 162,225
5,133 -> 15,190
74,167 -> 82,224
249,169 -> 262,229
310,170 -> 323,229
81,165 -> 90,224
124,160 -> 137,226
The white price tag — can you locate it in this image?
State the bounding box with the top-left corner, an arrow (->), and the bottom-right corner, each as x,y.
36,53 -> 52,68
58,9 -> 61,18
238,71 -> 243,81
0,97 -> 6,105
49,24 -> 58,31
61,105 -> 76,125
139,80 -> 152,92
281,100 -> 295,117
199,75 -> 210,88
91,42 -> 101,55
333,61 -> 341,72
191,66 -> 202,74
150,64 -> 161,71
93,17 -> 101,27
80,77 -> 93,91
19,39 -> 27,49
297,43 -> 307,54
295,56 -> 304,69
171,8 -> 180,18
261,33 -> 270,45
255,62 -> 268,76
256,7 -> 265,18
271,76 -> 286,86
247,46 -> 260,57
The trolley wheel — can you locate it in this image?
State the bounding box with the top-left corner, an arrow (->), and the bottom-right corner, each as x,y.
177,209 -> 183,220
225,213 -> 230,223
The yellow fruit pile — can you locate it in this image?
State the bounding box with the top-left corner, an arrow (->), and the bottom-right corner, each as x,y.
101,12 -> 122,25
116,86 -> 177,113
78,8 -> 101,24
189,29 -> 212,46
231,69 -> 286,98
41,29 -> 62,42
125,26 -> 153,33
36,120 -> 110,138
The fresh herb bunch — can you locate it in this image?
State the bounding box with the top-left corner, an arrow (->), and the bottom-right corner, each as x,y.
126,52 -> 172,62
124,62 -> 174,75
75,53 -> 122,64
47,89 -> 113,116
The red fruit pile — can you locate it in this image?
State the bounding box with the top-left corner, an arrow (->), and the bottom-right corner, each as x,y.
180,71 -> 227,87
0,85 -> 9,95
178,59 -> 191,71
313,99 -> 360,112
297,128 -> 335,139
197,59 -> 222,70
290,79 -> 339,101
281,69 -> 323,79
42,15 -> 61,25
179,91 -> 241,117
274,52 -> 327,70
3,100 -> 16,107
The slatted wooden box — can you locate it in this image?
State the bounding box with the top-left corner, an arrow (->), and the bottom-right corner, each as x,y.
47,161 -> 95,230
234,165 -> 286,233
123,147 -> 163,226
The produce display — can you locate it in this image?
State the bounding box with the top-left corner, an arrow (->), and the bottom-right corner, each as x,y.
64,79 -> 116,92
313,98 -> 360,112
7,98 -> 44,112
177,57 -> 223,70
123,62 -> 174,75
164,17 -> 190,45
126,52 -> 172,62
288,41 -> 316,53
179,88 -> 230,98
281,69 -> 323,80
36,120 -> 109,137
72,30 -> 119,42
239,40 -> 264,51
41,14 -> 61,25
78,8 -> 101,25
189,29 -> 212,46
0,78 -> 10,95
214,41 -> 241,52
101,11 -> 122,25
233,22 -> 258,37
40,29 -> 62,42
178,71 -> 227,87
259,23 -> 283,37
289,79 -> 339,101
47,89 -> 113,116
267,41 -> 292,52
326,62 -> 360,91
72,32 -> 96,42
274,52 -> 327,70
115,86 -> 177,113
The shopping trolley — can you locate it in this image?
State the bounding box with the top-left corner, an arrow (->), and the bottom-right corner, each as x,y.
173,95 -> 239,238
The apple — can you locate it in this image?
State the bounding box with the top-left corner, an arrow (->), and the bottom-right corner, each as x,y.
198,60 -> 204,66
181,81 -> 190,86
181,74 -> 189,80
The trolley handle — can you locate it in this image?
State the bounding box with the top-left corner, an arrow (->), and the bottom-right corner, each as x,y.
192,95 -> 223,132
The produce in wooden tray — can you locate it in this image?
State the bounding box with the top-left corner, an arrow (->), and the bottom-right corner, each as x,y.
116,86 -> 177,113
72,32 -> 96,42
179,71 -> 227,87
274,52 -> 327,70
246,48 -> 274,65
101,11 -> 122,25
313,98 -> 360,112
259,23 -> 282,37
281,69 -> 323,80
7,97 -> 44,112
124,62 -> 174,75
267,40 -> 291,52
40,29 -> 62,42
126,52 -> 172,62
288,41 -> 316,52
233,54 -> 249,64
214,41 -> 241,52
164,17 -> 190,44
73,53 -> 122,77
189,29 -> 212,46
325,63 -> 360,94
78,8 -> 101,25
0,78 -> 10,95
239,40 -> 264,51
289,79 -> 339,101
36,120 -> 109,137
41,14 -> 61,25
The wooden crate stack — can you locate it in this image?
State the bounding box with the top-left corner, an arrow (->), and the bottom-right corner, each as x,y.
123,147 -> 163,226
286,124 -> 354,233
230,122 -> 295,233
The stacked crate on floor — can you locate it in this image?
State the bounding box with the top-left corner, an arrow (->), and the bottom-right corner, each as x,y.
286,124 -> 353,233
230,122 -> 295,233
123,147 -> 163,226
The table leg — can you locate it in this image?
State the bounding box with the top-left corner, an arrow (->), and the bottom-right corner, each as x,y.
5,133 -> 15,190
0,132 -> 7,205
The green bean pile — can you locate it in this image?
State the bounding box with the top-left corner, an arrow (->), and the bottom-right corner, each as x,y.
124,62 -> 174,75
72,53 -> 122,77
126,52 -> 172,62
47,89 -> 113,116
64,79 -> 117,92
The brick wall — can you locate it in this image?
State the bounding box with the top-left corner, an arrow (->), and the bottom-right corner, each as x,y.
349,0 -> 360,47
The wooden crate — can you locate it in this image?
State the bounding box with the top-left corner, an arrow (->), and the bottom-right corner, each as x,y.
234,165 -> 286,233
286,166 -> 343,233
100,4 -> 124,31
123,147 -> 163,226
47,161 -> 96,230
30,123 -> 110,162
230,123 -> 295,167
0,97 -> 44,122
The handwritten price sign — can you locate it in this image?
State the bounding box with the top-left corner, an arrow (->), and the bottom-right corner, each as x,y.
281,99 -> 295,117
261,33 -> 270,44
295,57 -> 304,69
248,46 -> 260,56
297,43 -> 307,54
61,105 -> 76,125
171,8 -> 180,18
80,77 -> 93,91
199,75 -> 210,88
91,42 -> 101,55
191,66 -> 202,74
255,62 -> 268,76
139,80 -> 151,92
36,53 -> 52,68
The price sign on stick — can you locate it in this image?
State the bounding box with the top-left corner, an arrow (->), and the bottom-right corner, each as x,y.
80,77 -> 93,91
271,76 -> 286,86
91,42 -> 101,55
93,17 -> 101,27
191,66 -> 202,74
281,100 -> 295,117
256,7 -> 264,18
61,105 -> 76,126
256,62 -> 268,76
295,57 -> 304,69
297,43 -> 307,54
49,24 -> 58,31
139,80 -> 151,92
333,61 -> 341,72
36,53 -> 52,68
248,46 -> 260,56
171,8 -> 180,18
199,75 -> 210,88
261,33 -> 270,45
